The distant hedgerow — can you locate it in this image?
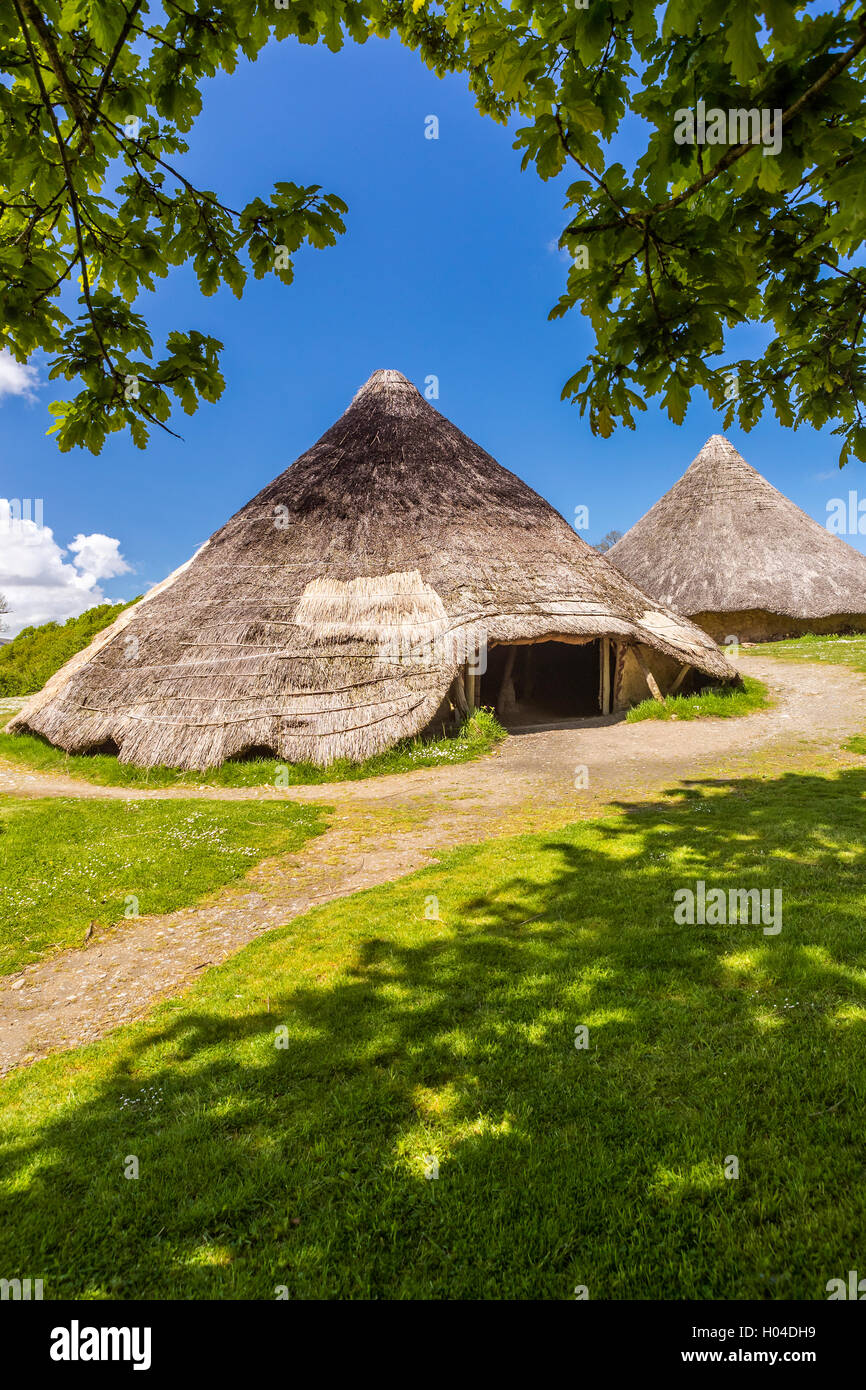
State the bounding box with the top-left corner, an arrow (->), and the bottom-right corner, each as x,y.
0,600 -> 139,697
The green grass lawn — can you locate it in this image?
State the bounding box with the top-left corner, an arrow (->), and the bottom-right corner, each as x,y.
757,633 -> 866,755
0,797 -> 326,975
1,763 -> 864,1299
626,675 -> 770,722
758,632 -> 866,673
0,708 -> 505,789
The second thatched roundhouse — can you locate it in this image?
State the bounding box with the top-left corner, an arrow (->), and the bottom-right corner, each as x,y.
9,372 -> 736,768
609,435 -> 866,643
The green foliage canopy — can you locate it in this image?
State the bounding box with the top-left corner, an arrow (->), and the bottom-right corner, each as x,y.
3,2 -> 865,461
396,1 -> 866,463
1,0 -> 365,452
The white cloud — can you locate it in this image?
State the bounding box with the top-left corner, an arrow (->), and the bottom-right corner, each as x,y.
68,532 -> 132,582
0,349 -> 39,403
0,501 -> 132,636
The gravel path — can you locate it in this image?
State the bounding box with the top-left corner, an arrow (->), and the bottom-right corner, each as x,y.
1,653 -> 863,1075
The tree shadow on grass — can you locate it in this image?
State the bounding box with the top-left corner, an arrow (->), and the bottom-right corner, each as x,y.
0,768 -> 865,1300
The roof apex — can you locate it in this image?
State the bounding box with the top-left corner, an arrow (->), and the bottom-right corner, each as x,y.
352,368 -> 419,401
686,433 -> 759,477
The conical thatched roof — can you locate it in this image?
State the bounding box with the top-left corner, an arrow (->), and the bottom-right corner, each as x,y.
609,435 -> 866,631
10,371 -> 734,768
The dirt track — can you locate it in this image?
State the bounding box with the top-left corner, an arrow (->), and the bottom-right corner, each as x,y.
1,652 -> 864,1075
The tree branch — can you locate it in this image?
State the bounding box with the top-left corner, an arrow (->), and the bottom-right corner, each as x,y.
16,0 -> 94,148
71,0 -> 146,152
657,21 -> 866,218
15,0 -> 184,443
564,19 -> 866,241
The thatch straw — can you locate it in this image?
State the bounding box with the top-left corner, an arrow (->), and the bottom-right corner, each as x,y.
10,371 -> 735,768
293,571 -> 448,644
609,435 -> 866,640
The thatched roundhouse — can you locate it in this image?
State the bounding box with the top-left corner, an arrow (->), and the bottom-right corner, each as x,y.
609,435 -> 866,643
10,372 -> 735,768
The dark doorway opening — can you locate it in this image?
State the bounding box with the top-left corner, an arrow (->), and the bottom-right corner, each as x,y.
83,738 -> 120,757
480,640 -> 604,724
231,744 -> 276,763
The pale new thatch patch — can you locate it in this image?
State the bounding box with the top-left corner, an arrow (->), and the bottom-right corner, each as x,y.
9,372 -> 737,768
294,570 -> 448,645
637,609 -> 709,646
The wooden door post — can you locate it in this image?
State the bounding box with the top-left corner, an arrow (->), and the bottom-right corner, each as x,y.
600,636 -> 611,713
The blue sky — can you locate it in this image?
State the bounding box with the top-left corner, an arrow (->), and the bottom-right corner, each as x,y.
1,30 -> 864,634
